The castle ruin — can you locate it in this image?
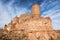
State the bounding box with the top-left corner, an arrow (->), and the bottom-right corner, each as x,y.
3,4 -> 57,40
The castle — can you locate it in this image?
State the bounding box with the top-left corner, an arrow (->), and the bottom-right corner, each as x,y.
3,4 -> 57,40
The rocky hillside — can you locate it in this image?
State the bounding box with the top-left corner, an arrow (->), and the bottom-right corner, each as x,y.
0,4 -> 59,40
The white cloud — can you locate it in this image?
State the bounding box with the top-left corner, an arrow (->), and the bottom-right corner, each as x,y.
41,1 -> 60,30
0,3 -> 11,28
0,1 -> 30,28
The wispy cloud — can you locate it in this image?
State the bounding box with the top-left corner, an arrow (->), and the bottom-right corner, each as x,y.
0,0 -> 60,30
41,0 -> 60,30
0,0 -> 29,28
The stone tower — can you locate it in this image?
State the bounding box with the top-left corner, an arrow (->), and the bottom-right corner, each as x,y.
31,4 -> 40,18
3,4 -> 57,40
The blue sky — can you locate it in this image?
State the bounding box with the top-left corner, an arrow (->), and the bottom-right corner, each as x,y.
0,0 -> 60,30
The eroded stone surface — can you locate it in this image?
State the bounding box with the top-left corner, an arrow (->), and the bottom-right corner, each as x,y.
3,4 -> 57,40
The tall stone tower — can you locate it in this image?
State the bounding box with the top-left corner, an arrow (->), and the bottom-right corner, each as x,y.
31,4 -> 40,18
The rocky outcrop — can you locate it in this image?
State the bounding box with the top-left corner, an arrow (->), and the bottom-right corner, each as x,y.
2,4 -> 57,40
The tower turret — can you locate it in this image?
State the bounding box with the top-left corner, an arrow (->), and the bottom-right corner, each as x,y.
30,4 -> 40,18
